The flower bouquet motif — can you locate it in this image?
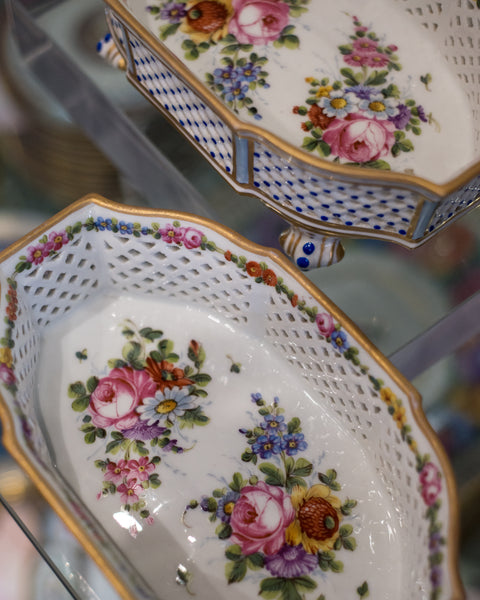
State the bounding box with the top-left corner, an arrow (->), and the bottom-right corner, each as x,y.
188,393 -> 363,599
293,16 -> 435,170
147,0 -> 311,119
69,321 -> 212,525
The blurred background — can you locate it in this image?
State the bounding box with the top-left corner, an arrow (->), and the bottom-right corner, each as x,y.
0,0 -> 479,598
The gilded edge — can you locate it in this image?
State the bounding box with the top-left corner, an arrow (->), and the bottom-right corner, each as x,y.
0,194 -> 465,600
103,0 -> 480,201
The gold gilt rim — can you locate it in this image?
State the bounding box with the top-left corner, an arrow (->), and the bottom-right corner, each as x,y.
104,0 -> 480,201
0,194 -> 464,600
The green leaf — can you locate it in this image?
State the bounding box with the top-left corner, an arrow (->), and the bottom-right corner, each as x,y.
316,140 -> 331,157
357,581 -> 369,598
86,376 -> 99,394
189,373 -> 212,387
230,472 -> 245,493
292,457 -> 313,477
178,406 -> 210,428
225,544 -> 243,561
364,70 -> 388,86
84,431 -> 96,444
71,396 -> 90,412
340,67 -> 362,86
139,327 -> 163,341
339,524 -> 353,537
287,417 -> 301,434
283,35 -> 299,49
292,575 -> 317,591
285,476 -> 308,493
225,558 -> 247,584
342,536 -> 357,551
68,381 -> 86,398
107,359 -> 128,369
362,159 -> 391,170
106,439 -> 124,454
341,498 -> 357,516
215,522 -> 233,539
122,341 -> 142,365
259,577 -> 286,598
246,552 -> 264,570
259,463 -> 285,486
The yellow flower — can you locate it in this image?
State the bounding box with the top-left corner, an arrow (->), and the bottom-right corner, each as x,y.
380,387 -> 396,406
286,484 -> 343,554
316,85 -> 333,98
180,0 -> 233,44
409,439 -> 418,454
0,347 -> 13,368
393,404 -> 407,429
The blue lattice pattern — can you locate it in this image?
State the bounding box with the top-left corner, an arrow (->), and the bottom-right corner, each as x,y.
124,26 -> 234,175
429,173 -> 480,234
252,144 -> 419,237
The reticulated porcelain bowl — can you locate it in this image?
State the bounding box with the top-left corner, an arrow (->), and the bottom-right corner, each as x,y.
100,0 -> 480,268
0,196 -> 463,599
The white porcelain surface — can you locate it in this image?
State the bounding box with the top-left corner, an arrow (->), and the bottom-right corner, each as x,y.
0,198 -> 461,599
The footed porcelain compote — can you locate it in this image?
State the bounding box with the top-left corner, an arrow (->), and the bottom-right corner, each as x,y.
0,195 -> 464,599
99,0 -> 480,267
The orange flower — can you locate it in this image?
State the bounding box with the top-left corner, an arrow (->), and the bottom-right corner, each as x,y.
145,357 -> 194,392
291,294 -> 298,307
224,250 -> 232,261
262,269 -> 277,286
246,261 -> 262,277
380,387 -> 396,406
180,0 -> 233,44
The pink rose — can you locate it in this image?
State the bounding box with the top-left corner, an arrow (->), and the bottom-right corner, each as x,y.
229,0 -> 290,45
315,312 -> 335,337
182,227 -> 204,249
322,114 -> 396,163
88,367 -> 157,430
421,481 -> 441,506
230,481 -> 295,555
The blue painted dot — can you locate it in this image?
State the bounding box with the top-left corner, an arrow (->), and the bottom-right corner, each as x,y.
254,167 -> 260,172
376,213 -> 384,218
346,221 -> 353,226
310,191 -> 318,197
275,181 -> 282,187
296,207 -> 303,212
254,182 -> 260,188
336,200 -> 344,205
273,194 -> 280,200
396,195 -> 405,200
333,213 -> 341,218
321,216 -> 329,221
285,194 -> 292,200
297,194 -> 304,199
303,242 -> 315,255
351,195 -> 359,200
254,152 -> 260,158
226,166 -> 231,172
210,151 -> 215,158
363,204 -> 371,209
374,225 -> 381,230
297,257 -> 310,269
399,229 -> 407,235
263,181 -> 271,187
299,179 -> 306,184
307,205 -> 314,210
323,189 -> 331,194
348,209 -> 356,214
337,186 -> 345,191
265,151 -> 272,158
361,217 -> 369,222
392,208 -> 399,213
387,221 -> 395,226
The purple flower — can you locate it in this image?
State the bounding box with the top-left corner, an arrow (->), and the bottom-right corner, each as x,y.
224,81 -> 249,103
216,490 -> 240,523
251,393 -> 263,404
122,421 -> 167,441
160,2 -> 187,23
417,105 -> 428,122
264,544 -> 317,578
389,103 -> 411,129
430,565 -> 442,589
331,330 -> 349,353
429,531 -> 443,554
261,414 -> 286,433
235,62 -> 261,83
283,433 -> 307,456
252,434 -> 284,459
213,66 -> 238,86
141,226 -> 149,235
345,85 -> 376,100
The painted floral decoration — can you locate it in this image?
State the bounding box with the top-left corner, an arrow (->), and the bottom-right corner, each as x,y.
0,213 -> 446,597
187,393 -> 362,599
68,320 -> 212,527
146,0 -> 311,119
293,16 -> 436,170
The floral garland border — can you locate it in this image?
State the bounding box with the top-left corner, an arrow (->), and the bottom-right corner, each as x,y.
0,214 -> 446,599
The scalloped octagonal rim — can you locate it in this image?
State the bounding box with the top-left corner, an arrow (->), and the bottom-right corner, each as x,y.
0,194 -> 465,600
104,0 -> 480,202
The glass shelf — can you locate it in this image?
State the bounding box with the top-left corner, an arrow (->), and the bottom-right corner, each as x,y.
0,0 -> 479,598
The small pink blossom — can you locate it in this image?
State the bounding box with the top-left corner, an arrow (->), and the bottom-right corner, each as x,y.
315,312 -> 335,337
104,459 -> 130,484
355,26 -> 368,33
144,515 -> 155,526
181,227 -> 204,249
387,44 -> 398,52
159,223 -> 183,244
48,230 -> 69,251
343,52 -> 369,67
117,477 -> 143,504
421,481 -> 442,506
352,38 -> 378,53
127,457 -> 155,482
26,245 -> 45,265
364,53 -> 390,68
419,462 -> 441,487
